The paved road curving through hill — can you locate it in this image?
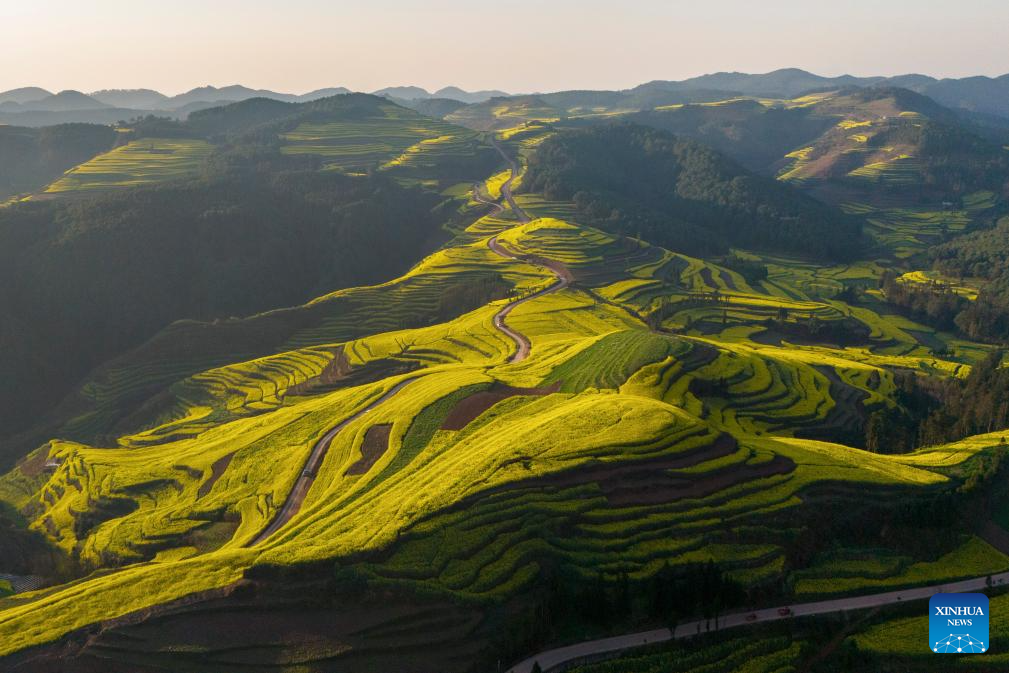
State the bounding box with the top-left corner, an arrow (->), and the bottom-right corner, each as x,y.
481,139 -> 570,363
488,237 -> 571,363
246,379 -> 414,546
489,138 -> 531,224
506,571 -> 1009,672
250,140 -> 541,542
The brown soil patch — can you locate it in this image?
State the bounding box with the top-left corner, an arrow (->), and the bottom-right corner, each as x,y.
17,451 -> 47,478
286,346 -> 351,396
441,382 -> 561,431
604,453 -> 794,506
451,433 -> 754,511
460,434 -> 794,508
198,452 -> 234,498
345,424 -> 392,476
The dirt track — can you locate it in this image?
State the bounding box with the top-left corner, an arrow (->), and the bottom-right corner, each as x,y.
441,382 -> 561,430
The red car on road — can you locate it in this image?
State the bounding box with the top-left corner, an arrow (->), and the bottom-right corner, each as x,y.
745,613 -> 757,622
777,607 -> 792,617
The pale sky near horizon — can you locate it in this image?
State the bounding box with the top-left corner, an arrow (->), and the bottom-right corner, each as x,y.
3,0 -> 1007,95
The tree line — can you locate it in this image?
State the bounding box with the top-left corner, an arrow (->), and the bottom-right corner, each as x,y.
865,350 -> 1009,453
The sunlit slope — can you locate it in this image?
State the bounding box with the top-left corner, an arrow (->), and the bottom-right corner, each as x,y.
770,89 -> 1009,212
43,138 -> 213,193
2,205 -> 1004,657
37,95 -> 497,199
446,96 -> 567,131
280,99 -> 483,175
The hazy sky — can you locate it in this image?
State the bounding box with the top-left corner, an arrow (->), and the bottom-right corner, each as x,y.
4,0 -> 1007,95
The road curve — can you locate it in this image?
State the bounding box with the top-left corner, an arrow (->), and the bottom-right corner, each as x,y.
246,379 -> 414,546
506,570 -> 1009,672
488,236 -> 570,363
251,142 -> 534,542
472,181 -> 506,214
490,137 -> 531,224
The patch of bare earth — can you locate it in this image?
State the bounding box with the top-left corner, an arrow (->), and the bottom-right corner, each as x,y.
198,452 -> 235,498
441,382 -> 561,431
16,451 -> 46,478
345,424 -> 392,476
286,346 -> 352,396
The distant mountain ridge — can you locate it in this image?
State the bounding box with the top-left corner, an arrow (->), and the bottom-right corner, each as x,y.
638,68 -> 1009,117
0,84 -> 507,113
3,70 -> 1009,128
90,89 -> 170,109
0,83 -> 511,126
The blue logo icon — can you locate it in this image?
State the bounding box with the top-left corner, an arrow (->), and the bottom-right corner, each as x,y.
930,593 -> 989,653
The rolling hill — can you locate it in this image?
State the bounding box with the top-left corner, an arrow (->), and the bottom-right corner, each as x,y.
89,88 -> 171,109
1,77 -> 1009,673
637,68 -> 1009,118
522,123 -> 862,259
0,123 -> 117,199
0,87 -> 53,105
0,93 -> 499,455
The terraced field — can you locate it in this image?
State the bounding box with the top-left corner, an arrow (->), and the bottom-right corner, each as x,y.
1,193 -> 1000,661
44,138 -> 213,193
2,94 -> 1008,672
281,101 -> 480,174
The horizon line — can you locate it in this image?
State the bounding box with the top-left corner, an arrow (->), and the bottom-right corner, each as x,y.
5,66 -> 1009,100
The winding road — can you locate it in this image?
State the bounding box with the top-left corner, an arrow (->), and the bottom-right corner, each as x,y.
489,137 -> 531,224
471,137 -> 570,363
248,141 -> 547,543
246,379 -> 414,546
488,236 -> 571,363
506,571 -> 1009,672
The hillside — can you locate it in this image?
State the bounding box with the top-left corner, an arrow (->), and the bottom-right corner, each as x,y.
522,123 -> 862,259
0,93 -> 503,453
585,88 -> 1009,213
623,99 -> 837,171
0,124 -> 117,199
0,165 -> 450,451
772,89 -> 1009,201
636,68 -> 1009,118
0,91 -> 505,463
0,101 -> 1008,673
3,76 -> 1009,673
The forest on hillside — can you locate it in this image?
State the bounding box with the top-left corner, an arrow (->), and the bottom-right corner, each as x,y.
522,123 -> 863,259
0,154 -> 447,440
